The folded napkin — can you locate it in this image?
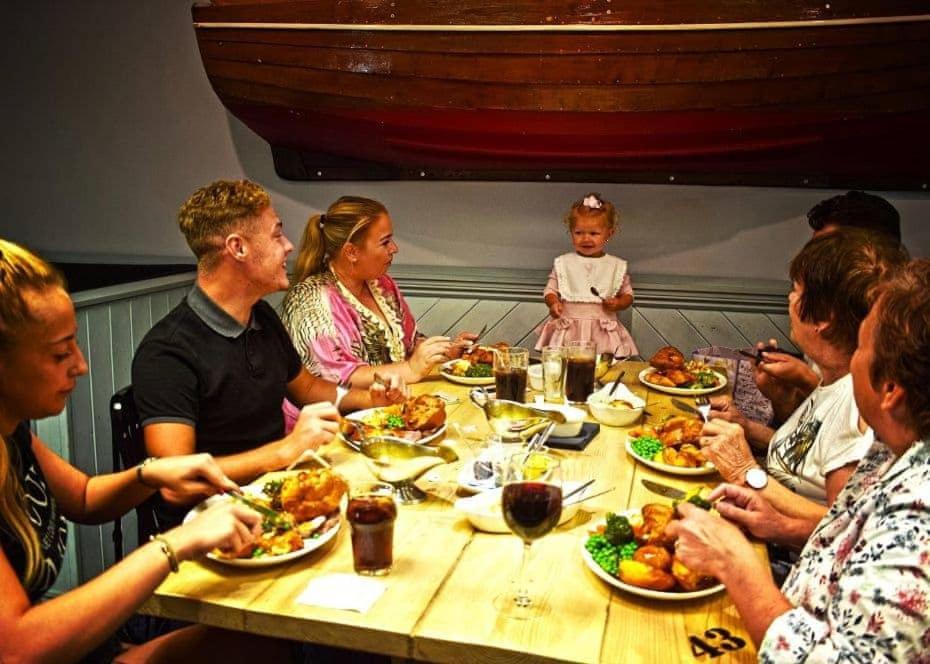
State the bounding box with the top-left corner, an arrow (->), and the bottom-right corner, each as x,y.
296,573 -> 386,613
545,422 -> 600,451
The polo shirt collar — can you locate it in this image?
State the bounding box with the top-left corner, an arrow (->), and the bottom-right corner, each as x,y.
187,283 -> 262,338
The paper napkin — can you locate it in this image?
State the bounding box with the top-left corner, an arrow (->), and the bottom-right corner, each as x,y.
296,573 -> 386,613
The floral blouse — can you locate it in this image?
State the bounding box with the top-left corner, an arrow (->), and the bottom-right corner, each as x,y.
760,438 -> 930,662
281,270 -> 419,383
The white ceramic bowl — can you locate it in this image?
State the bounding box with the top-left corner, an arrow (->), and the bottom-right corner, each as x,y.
454,480 -> 587,533
587,383 -> 645,427
527,364 -> 544,391
528,402 -> 585,437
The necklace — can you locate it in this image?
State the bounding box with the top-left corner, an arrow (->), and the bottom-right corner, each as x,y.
331,265 -> 366,300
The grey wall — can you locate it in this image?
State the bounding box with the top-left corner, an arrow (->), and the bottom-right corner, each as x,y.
1,1 -> 928,279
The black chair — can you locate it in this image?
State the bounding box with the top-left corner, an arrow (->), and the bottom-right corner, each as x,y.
110,385 -> 160,561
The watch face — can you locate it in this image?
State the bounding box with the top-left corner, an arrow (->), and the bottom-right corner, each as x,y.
746,467 -> 768,490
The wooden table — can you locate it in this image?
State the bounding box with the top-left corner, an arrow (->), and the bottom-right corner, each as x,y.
141,362 -> 761,663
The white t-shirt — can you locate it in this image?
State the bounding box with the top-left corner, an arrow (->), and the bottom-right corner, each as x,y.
765,373 -> 872,504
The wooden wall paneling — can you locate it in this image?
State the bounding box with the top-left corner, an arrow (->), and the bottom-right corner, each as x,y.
680,310 -> 751,350
629,308 -> 669,359
404,296 -> 439,320
109,301 -> 135,391
451,300 -> 520,344
149,293 -> 171,327
417,299 -> 478,337
130,295 -> 154,354
85,305 -> 118,572
69,310 -> 106,581
491,301 -> 548,349
168,286 -> 189,309
767,314 -> 794,347
722,311 -> 800,354
636,307 -> 709,354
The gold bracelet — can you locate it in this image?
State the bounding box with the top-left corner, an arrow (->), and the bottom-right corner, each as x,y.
150,535 -> 180,573
136,456 -> 158,489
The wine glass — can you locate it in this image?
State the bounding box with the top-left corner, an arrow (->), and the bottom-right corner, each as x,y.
498,451 -> 562,617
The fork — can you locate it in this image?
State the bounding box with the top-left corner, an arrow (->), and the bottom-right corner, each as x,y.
695,396 -> 711,422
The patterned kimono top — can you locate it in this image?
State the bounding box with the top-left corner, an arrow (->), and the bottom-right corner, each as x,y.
281,270 -> 419,383
760,438 -> 930,662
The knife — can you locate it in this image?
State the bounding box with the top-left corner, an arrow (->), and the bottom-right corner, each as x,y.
230,492 -> 290,527
670,398 -> 700,416
641,478 -> 687,500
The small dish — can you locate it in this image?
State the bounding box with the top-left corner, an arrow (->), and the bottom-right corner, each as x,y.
587,383 -> 645,427
527,402 -> 586,437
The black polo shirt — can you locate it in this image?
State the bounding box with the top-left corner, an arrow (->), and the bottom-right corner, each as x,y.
132,284 -> 302,459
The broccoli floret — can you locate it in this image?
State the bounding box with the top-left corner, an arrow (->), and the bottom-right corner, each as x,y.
687,494 -> 712,510
604,512 -> 634,546
465,363 -> 493,378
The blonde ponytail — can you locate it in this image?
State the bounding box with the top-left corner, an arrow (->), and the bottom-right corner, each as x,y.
291,197 -> 388,284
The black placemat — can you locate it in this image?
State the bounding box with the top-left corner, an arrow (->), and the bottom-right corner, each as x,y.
546,422 -> 600,451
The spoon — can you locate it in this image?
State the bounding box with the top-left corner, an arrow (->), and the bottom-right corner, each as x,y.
590,286 -> 605,300
607,370 -> 627,398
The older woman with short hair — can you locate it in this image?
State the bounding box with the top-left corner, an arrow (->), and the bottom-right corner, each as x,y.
670,258 -> 930,660
701,230 -> 907,528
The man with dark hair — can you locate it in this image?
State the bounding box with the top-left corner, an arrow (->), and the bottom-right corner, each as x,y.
133,180 -> 405,529
807,190 -> 901,242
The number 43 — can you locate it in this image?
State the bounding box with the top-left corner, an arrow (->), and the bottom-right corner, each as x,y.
689,628 -> 747,658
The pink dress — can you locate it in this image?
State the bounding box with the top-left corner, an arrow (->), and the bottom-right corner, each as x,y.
535,253 -> 638,356
279,270 -> 419,431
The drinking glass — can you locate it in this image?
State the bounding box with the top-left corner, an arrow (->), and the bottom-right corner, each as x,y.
494,346 -> 529,403
499,451 -> 562,617
347,481 -> 397,575
565,341 -> 596,403
541,346 -> 566,403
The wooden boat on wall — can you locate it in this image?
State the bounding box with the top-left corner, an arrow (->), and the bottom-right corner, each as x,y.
192,1 -> 930,188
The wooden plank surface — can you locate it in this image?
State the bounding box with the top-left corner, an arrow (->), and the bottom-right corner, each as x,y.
142,366 -> 760,662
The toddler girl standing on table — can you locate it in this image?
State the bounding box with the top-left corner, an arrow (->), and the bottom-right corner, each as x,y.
536,193 -> 638,356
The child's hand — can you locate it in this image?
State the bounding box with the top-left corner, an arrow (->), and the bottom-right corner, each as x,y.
549,300 -> 564,318
601,296 -> 631,312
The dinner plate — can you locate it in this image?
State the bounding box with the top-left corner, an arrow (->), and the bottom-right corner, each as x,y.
580,518 -> 725,600
340,406 -> 447,449
439,360 -> 495,386
183,486 -> 341,568
637,368 -> 727,396
624,439 -> 717,477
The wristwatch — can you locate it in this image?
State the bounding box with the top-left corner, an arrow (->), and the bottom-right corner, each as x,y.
744,466 -> 769,490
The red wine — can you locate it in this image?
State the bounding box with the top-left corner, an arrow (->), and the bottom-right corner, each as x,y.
502,482 -> 562,542
565,358 -> 595,402
495,367 -> 527,402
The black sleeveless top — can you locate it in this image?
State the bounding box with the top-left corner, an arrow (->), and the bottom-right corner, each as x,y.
1,422 -> 68,601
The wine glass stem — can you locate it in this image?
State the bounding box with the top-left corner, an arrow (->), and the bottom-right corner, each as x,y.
514,541 -> 533,608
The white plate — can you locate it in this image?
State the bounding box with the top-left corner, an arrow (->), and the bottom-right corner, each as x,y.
580,519 -> 725,600
439,360 -> 495,386
183,487 -> 340,568
637,368 -> 727,396
625,439 -> 718,477
341,406 -> 447,448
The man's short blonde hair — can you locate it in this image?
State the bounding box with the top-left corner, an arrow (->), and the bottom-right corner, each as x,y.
178,180 -> 271,268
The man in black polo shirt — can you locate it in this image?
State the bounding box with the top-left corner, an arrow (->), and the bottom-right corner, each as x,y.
132,180 -> 405,527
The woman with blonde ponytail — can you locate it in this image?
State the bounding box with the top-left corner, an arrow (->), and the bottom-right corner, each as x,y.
0,239 -> 297,663
281,197 -> 476,400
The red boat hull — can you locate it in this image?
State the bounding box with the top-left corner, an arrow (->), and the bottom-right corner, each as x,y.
194,2 -> 930,187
